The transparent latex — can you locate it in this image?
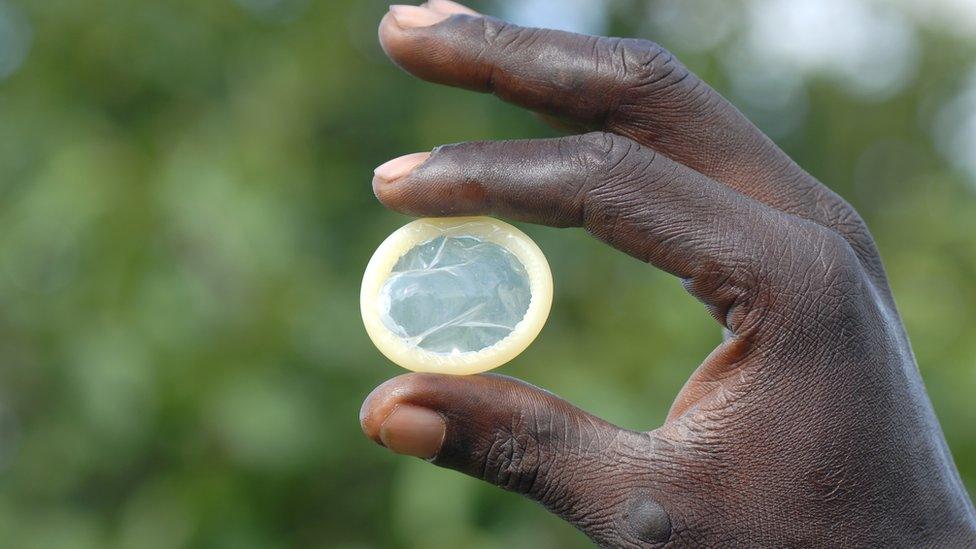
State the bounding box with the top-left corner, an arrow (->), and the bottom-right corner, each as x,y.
361,216 -> 552,374
378,235 -> 532,354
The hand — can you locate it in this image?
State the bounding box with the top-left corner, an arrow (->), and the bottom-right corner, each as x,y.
359,1 -> 976,546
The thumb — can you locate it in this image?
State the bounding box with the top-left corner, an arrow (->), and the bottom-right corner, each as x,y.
360,373 -> 673,545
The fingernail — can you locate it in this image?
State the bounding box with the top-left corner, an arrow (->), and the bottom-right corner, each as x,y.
378,405 -> 446,459
425,0 -> 479,15
373,152 -> 431,184
388,5 -> 450,28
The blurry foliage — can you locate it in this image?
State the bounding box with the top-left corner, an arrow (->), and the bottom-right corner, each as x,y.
0,0 -> 974,547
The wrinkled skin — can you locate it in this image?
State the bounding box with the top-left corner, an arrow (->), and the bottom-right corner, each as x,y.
359,2 -> 976,547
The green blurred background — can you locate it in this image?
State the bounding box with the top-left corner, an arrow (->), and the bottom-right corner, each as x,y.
0,0 -> 974,547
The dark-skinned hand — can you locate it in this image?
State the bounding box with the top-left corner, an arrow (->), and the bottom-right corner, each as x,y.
359,1 -> 976,546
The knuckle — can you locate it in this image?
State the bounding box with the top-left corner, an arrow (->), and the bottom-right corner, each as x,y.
774,225 -> 869,323
481,420 -> 551,495
815,232 -> 869,311
574,132 -> 643,182
605,38 -> 714,131
613,38 -> 693,95
818,195 -> 872,246
478,407 -> 610,503
782,225 -> 860,290
575,132 -> 618,170
570,133 -> 676,247
819,197 -> 885,271
820,195 -> 862,232
808,228 -> 863,284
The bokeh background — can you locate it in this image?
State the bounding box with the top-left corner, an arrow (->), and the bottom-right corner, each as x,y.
1,0 -> 974,547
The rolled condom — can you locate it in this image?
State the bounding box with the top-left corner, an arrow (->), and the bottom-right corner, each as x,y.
361,217 -> 552,375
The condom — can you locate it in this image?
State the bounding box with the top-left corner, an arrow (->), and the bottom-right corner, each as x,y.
361,217 -> 553,375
